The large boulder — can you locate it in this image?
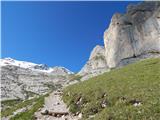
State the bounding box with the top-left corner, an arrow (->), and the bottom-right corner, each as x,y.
104,1 -> 160,68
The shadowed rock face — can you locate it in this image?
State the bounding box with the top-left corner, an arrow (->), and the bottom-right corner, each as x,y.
104,1 -> 160,68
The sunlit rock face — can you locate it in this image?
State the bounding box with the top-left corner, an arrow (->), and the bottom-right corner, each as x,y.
104,2 -> 160,68
78,45 -> 109,80
78,2 -> 160,80
0,58 -> 73,101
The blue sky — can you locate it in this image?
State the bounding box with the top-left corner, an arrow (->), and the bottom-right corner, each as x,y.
2,1 -> 140,72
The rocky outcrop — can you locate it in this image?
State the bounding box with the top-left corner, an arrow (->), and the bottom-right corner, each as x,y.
0,58 -> 73,101
79,2 -> 160,79
51,66 -> 74,75
78,45 -> 109,80
104,1 -> 160,68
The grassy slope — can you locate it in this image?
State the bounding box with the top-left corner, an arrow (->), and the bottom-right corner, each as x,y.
1,94 -> 49,120
1,98 -> 36,117
62,58 -> 160,120
10,95 -> 48,120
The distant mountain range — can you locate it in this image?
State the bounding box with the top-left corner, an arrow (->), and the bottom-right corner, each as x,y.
1,58 -> 74,101
1,58 -> 73,74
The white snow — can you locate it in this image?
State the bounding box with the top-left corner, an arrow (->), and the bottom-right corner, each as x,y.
0,58 -> 36,68
0,58 -> 74,74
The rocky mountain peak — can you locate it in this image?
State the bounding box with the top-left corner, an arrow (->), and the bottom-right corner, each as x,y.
104,1 -> 160,68
89,45 -> 105,60
78,45 -> 108,80
51,66 -> 74,75
33,64 -> 49,70
79,1 -> 160,80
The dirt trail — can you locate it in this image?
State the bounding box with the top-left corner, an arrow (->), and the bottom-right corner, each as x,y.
35,90 -> 80,120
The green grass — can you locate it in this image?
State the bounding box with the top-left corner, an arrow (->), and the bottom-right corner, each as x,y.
1,98 -> 37,117
2,99 -> 22,108
94,55 -> 106,61
69,74 -> 82,81
24,90 -> 39,98
62,58 -> 160,120
10,94 -> 48,120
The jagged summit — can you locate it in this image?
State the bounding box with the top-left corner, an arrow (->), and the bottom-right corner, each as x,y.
51,66 -> 74,75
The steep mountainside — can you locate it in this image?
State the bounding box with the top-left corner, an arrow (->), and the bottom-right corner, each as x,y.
80,1 -> 160,79
63,58 -> 160,120
104,1 -> 160,68
62,2 -> 160,119
0,58 -> 73,101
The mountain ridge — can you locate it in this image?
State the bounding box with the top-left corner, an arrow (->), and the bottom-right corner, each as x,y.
0,57 -> 74,74
0,58 -> 74,101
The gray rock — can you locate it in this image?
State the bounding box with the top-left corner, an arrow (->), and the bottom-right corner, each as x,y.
51,66 -> 74,75
0,58 -> 73,101
104,1 -> 160,68
78,45 -> 109,80
33,64 -> 49,70
78,2 -> 160,80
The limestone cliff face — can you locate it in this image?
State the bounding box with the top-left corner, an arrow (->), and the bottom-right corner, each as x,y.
104,1 -> 160,68
78,45 -> 108,80
79,2 -> 160,79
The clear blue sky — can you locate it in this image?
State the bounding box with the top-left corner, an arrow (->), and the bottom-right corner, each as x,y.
2,1 -> 139,72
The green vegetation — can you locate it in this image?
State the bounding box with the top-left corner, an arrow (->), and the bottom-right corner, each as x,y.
10,94 -> 48,120
69,74 -> 82,81
63,58 -> 160,120
24,90 -> 39,98
2,99 -> 22,108
45,83 -> 62,90
94,55 -> 106,61
43,83 -> 57,90
1,98 -> 36,117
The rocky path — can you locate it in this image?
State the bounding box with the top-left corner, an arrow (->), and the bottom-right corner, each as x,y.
34,90 -> 81,120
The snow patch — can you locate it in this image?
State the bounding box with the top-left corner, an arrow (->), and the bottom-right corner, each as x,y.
0,58 -> 73,74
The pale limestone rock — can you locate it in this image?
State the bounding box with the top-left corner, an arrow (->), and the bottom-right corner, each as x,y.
104,1 -> 160,68
1,58 -> 73,101
78,45 -> 108,80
